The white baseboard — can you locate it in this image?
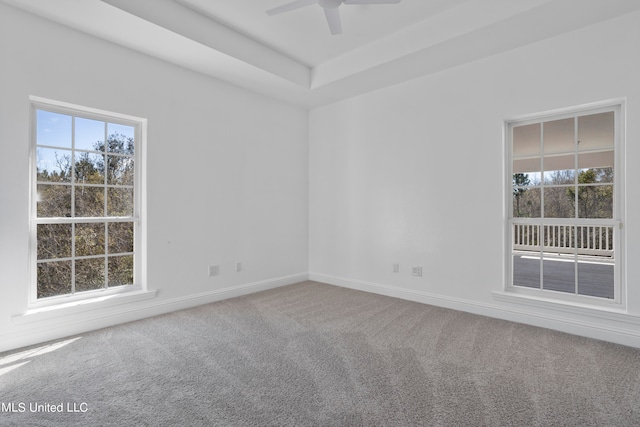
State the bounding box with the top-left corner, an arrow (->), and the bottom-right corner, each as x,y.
0,273 -> 308,353
309,272 -> 640,349
4,271 -> 638,353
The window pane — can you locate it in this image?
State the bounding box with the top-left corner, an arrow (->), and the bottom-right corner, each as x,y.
543,118 -> 574,153
512,166 -> 541,186
513,224 -> 540,248
578,259 -> 614,299
513,123 -> 540,157
75,186 -> 104,217
579,167 -> 613,184
107,155 -> 134,186
37,261 -> 72,298
578,150 -> 613,183
37,184 -> 71,217
76,223 -> 105,256
513,253 -> 540,289
543,186 -> 575,218
75,117 -> 105,151
108,222 -> 134,254
543,169 -> 575,185
107,188 -> 134,216
75,152 -> 105,184
542,225 -> 575,255
577,185 -> 613,219
108,255 -> 134,286
37,223 -> 72,260
36,148 -> 72,182
543,256 -> 575,294
576,225 -> 614,253
107,124 -> 135,154
513,223 -> 541,289
75,257 -> 105,292
36,110 -> 72,148
576,224 -> 611,254
543,152 -> 574,185
578,112 -> 614,151
513,172 -> 538,188
513,187 -> 540,218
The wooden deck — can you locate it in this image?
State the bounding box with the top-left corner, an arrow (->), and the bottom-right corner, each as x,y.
513,253 -> 614,299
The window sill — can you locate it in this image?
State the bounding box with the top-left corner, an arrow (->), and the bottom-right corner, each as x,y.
492,290 -> 640,325
12,289 -> 157,326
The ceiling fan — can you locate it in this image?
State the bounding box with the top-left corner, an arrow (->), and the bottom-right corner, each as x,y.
266,0 -> 402,35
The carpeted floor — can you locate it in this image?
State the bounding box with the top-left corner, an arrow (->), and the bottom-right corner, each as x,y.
1,281 -> 639,426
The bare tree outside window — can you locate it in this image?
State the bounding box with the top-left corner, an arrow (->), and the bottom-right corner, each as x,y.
34,106 -> 139,300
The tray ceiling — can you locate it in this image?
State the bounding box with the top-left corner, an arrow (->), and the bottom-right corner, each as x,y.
3,0 -> 640,108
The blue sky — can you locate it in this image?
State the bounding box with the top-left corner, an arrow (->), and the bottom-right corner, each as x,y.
36,110 -> 134,177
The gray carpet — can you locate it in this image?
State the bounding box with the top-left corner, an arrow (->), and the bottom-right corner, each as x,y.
1,281 -> 639,426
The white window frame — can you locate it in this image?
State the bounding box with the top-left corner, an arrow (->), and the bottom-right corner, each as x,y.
504,100 -> 625,309
29,96 -> 147,309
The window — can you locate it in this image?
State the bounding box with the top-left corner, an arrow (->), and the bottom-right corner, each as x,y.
506,102 -> 624,306
30,98 -> 144,304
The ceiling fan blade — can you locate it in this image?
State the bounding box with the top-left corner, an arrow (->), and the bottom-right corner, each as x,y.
343,0 -> 401,4
266,0 -> 317,16
323,7 -> 342,35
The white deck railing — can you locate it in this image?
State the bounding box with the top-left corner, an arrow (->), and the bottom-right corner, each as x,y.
513,223 -> 614,257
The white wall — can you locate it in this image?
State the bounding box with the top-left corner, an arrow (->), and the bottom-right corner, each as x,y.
2,3 -> 640,353
309,10 -> 640,347
0,4 -> 308,352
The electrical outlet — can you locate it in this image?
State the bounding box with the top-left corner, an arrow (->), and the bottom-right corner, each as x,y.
236,262 -> 242,272
208,265 -> 219,277
393,263 -> 399,273
412,266 -> 422,277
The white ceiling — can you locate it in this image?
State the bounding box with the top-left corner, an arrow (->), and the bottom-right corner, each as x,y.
174,0 -> 470,67
4,0 -> 640,108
